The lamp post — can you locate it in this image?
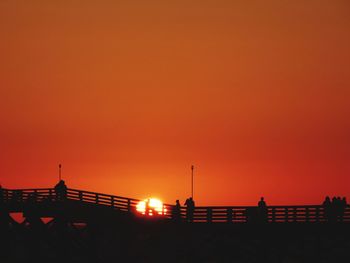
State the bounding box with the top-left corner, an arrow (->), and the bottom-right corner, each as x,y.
191,165 -> 194,199
58,164 -> 62,181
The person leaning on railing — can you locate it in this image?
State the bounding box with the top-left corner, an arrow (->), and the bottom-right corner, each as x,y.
54,180 -> 68,201
172,200 -> 182,222
258,197 -> 268,223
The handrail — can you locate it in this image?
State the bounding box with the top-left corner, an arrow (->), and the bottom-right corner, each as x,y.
1,188 -> 349,223
67,188 -> 140,202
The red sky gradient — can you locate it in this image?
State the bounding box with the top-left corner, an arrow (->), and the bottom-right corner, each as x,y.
1,0 -> 349,206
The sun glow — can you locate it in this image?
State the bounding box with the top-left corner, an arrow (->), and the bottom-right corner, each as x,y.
136,198 -> 167,216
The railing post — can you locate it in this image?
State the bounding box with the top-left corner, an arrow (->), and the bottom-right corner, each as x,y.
79,191 -> 83,202
293,207 -> 297,222
227,208 -> 233,223
272,207 -> 276,223
316,207 -> 320,222
285,207 -> 289,222
111,196 -> 114,207
19,190 -> 23,202
306,207 -> 310,222
207,208 -> 212,223
4,190 -> 8,202
95,193 -> 99,204
49,189 -> 52,200
127,199 -> 131,212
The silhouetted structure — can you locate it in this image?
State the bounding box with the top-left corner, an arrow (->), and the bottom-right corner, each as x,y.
0,187 -> 349,225
0,187 -> 350,262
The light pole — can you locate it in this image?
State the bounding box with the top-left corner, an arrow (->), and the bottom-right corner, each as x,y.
191,165 -> 194,199
58,164 -> 62,181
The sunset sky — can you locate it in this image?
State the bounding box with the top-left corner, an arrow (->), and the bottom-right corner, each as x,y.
1,0 -> 349,205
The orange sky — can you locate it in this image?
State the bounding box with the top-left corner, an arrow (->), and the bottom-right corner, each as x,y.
1,0 -> 349,206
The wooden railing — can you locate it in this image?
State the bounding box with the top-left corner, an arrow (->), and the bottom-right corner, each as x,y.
0,188 -> 140,214
1,188 -> 349,223
176,205 -> 350,223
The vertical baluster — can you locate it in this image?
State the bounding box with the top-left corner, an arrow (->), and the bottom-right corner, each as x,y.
285,207 -> 289,223
293,207 -> 297,222
49,189 -> 52,201
306,207 -> 310,222
272,207 -> 276,223
79,191 -> 83,202
19,190 -> 23,202
227,208 -> 233,223
111,196 -> 114,208
207,208 -> 212,223
95,193 -> 99,204
316,206 -> 320,222
127,199 -> 131,212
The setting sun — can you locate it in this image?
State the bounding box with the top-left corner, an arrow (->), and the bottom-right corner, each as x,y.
136,198 -> 167,216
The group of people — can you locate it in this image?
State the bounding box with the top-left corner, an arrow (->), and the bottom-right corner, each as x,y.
172,197 -> 196,222
172,196 -> 349,223
323,196 -> 347,222
173,197 -> 269,223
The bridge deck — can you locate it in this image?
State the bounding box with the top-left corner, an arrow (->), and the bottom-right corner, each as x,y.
1,188 -> 349,223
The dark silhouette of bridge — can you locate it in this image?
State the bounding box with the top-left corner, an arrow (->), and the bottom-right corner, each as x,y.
1,187 -> 349,224
1,187 -> 350,262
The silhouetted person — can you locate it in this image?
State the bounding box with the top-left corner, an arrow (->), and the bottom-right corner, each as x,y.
184,197 -> 195,222
323,196 -> 332,221
54,180 -> 67,201
332,196 -> 337,203
145,198 -> 157,216
329,196 -> 337,222
172,200 -> 182,221
145,199 -> 150,216
258,197 -> 268,222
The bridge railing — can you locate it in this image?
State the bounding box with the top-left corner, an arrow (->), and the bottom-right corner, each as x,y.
172,205 -> 350,223
1,188 -> 54,203
0,188 -> 141,213
164,204 -> 350,223
66,188 -> 140,212
1,188 -> 349,223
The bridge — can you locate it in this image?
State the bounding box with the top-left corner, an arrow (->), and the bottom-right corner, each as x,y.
1,187 -> 350,262
1,187 -> 349,224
